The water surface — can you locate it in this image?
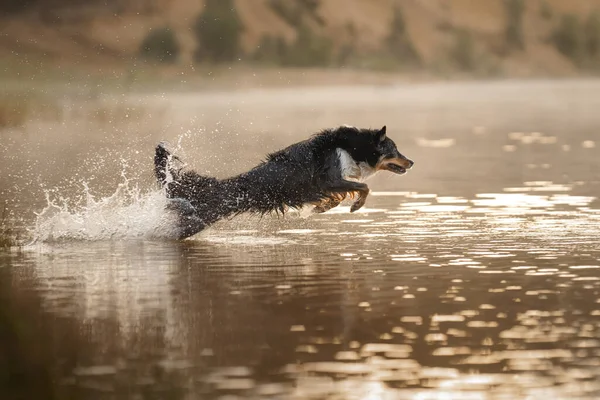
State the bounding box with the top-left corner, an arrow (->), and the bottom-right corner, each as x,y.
1,80 -> 600,399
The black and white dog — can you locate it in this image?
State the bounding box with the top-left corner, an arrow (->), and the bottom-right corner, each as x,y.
155,125 -> 413,239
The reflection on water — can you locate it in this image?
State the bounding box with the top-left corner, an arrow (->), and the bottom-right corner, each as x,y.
2,80 -> 600,399
4,187 -> 600,399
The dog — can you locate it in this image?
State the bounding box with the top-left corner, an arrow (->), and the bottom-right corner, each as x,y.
154,125 -> 413,239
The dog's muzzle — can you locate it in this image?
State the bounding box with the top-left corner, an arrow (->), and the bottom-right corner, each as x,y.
380,157 -> 414,175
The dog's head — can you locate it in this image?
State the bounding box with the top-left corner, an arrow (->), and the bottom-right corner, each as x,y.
340,125 -> 414,175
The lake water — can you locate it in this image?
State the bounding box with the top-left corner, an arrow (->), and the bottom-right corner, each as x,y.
1,79 -> 600,399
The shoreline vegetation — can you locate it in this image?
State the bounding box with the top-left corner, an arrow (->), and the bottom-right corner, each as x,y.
3,0 -> 600,93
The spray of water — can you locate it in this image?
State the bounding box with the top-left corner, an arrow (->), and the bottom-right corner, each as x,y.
30,172 -> 182,244
31,180 -> 179,243
25,127 -> 213,244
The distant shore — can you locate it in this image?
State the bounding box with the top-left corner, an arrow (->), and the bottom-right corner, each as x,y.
1,49 -> 592,96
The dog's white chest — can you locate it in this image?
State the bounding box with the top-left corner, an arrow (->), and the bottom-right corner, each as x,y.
336,148 -> 377,182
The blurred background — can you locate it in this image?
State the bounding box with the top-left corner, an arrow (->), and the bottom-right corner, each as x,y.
3,0 -> 600,208
3,0 -> 600,89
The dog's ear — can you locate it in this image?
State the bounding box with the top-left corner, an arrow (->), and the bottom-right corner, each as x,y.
376,126 -> 387,142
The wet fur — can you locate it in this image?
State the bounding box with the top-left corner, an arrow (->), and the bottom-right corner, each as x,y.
155,125 -> 412,239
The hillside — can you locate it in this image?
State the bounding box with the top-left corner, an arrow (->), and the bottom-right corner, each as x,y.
2,0 -> 600,79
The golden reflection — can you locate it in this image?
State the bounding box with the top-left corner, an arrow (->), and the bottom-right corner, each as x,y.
7,180 -> 600,399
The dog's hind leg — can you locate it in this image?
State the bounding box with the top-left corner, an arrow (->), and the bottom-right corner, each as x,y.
165,198 -> 206,239
166,197 -> 196,215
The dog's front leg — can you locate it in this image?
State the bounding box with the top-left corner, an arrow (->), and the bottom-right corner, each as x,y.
313,193 -> 346,214
350,191 -> 369,213
325,180 -> 370,213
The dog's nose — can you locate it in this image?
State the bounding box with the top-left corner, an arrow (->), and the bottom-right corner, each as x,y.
406,159 -> 414,169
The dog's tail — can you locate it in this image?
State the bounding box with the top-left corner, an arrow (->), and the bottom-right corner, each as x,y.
154,142 -> 182,188
154,142 -> 170,186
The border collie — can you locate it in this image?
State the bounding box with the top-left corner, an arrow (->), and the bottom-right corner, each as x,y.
154,125 -> 413,239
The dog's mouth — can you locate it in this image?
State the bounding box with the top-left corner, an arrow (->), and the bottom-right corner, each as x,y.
384,163 -> 407,175
379,157 -> 413,175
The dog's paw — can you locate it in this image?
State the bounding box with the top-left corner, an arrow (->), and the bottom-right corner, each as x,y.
312,205 -> 327,214
350,197 -> 367,213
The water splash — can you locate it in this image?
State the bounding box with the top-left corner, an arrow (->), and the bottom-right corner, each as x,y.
30,176 -> 179,243
25,129 -> 211,244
